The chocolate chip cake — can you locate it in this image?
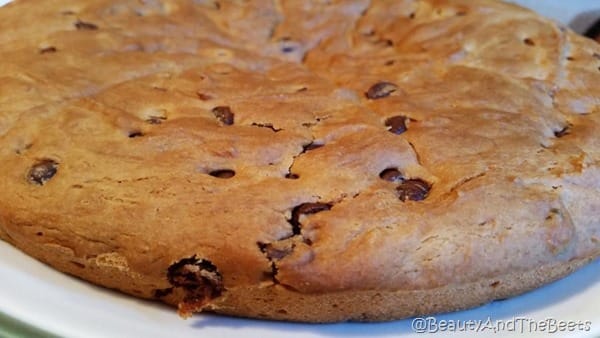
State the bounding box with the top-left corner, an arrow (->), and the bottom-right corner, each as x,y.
0,0 -> 599,322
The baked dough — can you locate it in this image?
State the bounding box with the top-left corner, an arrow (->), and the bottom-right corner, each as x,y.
0,0 -> 599,322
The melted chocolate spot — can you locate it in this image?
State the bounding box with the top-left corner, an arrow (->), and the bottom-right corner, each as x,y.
28,159 -> 58,185
365,82 -> 398,99
168,256 -> 222,289
278,37 -> 299,54
211,106 -> 234,125
209,169 -> 235,178
379,168 -> 403,182
523,38 -> 535,46
554,126 -> 570,138
39,46 -> 57,54
396,179 -> 431,201
128,131 -> 143,138
167,256 -> 224,315
385,115 -> 408,134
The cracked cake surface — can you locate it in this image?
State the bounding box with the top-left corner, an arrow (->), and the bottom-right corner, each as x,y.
0,0 -> 599,322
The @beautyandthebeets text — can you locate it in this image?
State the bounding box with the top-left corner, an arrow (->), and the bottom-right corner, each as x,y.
411,316 -> 592,334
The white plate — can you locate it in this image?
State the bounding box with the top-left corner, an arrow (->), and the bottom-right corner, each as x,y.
0,1 -> 599,337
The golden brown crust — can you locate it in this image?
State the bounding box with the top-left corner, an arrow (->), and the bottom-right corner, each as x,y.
0,0 -> 599,322
206,257 -> 594,322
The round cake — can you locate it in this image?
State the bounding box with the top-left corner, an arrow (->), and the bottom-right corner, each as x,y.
0,0 -> 599,322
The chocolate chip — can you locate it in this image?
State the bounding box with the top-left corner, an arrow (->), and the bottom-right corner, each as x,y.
167,257 -> 222,289
379,168 -> 403,182
523,38 -> 535,46
278,37 -> 299,54
554,126 -> 570,138
128,131 -> 143,138
167,256 -> 224,312
154,287 -> 174,298
39,46 -> 57,54
365,82 -> 398,99
209,169 -> 235,178
290,202 -> 331,234
211,106 -> 234,125
385,115 -> 408,134
28,159 -> 58,185
285,173 -> 299,179
74,20 -> 98,30
302,142 -> 323,152
396,179 -> 431,201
